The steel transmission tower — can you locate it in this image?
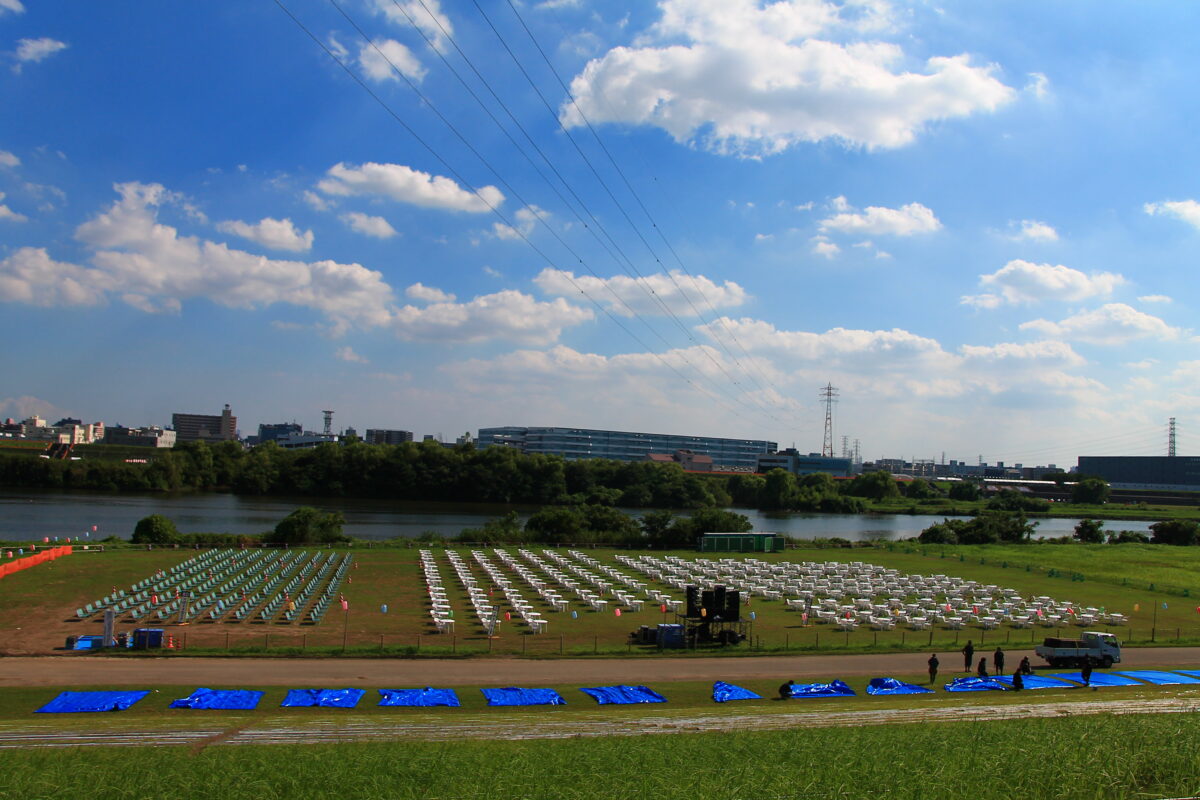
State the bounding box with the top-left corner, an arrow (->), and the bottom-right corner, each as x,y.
322,410 -> 334,436
1168,417 -> 1176,457
819,383 -> 839,458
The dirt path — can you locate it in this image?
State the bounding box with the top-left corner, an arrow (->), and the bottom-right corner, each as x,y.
2,646 -> 1198,687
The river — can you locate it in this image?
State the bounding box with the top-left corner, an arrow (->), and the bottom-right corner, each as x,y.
0,489 -> 1157,543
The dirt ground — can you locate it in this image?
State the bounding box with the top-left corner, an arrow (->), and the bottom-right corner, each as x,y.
2,646 -> 1198,688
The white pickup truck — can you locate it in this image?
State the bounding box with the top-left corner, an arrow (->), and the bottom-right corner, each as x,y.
1034,631 -> 1121,668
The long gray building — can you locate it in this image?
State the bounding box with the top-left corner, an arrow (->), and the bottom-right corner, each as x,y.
477,426 -> 777,469
1077,455 -> 1200,491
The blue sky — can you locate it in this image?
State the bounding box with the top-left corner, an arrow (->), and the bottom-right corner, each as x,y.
2,0 -> 1197,467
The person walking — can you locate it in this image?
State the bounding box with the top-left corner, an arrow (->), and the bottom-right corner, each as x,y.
993,647 -> 1005,674
928,654 -> 940,685
962,640 -> 975,672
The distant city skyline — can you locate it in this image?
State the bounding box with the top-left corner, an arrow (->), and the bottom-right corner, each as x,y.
2,2 -> 1198,468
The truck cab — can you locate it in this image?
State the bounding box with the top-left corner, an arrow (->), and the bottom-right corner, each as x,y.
1035,630 -> 1121,668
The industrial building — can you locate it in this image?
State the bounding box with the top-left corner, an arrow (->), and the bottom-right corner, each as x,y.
477,426 -> 776,469
365,428 -> 414,445
172,404 -> 237,442
1077,455 -> 1200,491
757,448 -> 853,477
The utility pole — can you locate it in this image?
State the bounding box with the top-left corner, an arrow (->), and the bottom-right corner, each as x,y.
820,383 -> 838,458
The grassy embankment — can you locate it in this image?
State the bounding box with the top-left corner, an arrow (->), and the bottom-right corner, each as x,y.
2,542 -> 1199,655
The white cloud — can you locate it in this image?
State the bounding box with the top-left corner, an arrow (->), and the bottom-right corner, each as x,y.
1124,359 -> 1156,370
482,266 -> 502,278
1020,303 -> 1183,345
533,268 -> 747,317
754,233 -> 773,241
962,260 -> 1124,307
1144,199 -> 1200,230
819,197 -> 941,236
47,182 -> 398,330
0,247 -> 109,306
216,217 -> 314,252
810,236 -> 840,258
0,396 -> 72,424
1025,72 -> 1050,99
0,150 -> 18,168
0,192 -> 27,222
1007,219 -> 1058,242
493,205 -> 548,241
0,0 -> 25,15
1138,294 -> 1171,304
358,38 -> 426,83
959,340 -> 1085,368
317,162 -> 502,213
372,0 -> 452,51
13,37 -> 67,72
302,190 -> 332,211
562,0 -> 1013,156
340,211 -> 398,239
334,346 -> 368,364
392,290 -> 593,345
406,282 -> 456,303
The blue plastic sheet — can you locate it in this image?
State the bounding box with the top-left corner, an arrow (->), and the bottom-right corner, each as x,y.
579,685 -> 666,705
1113,670 -> 1200,686
37,690 -> 149,713
944,677 -> 1008,692
867,677 -> 933,695
1170,670 -> 1200,680
169,688 -> 264,710
1052,671 -> 1143,687
712,681 -> 762,702
991,674 -> 1075,690
481,687 -> 566,706
788,680 -> 856,698
72,635 -> 106,650
378,688 -> 461,707
281,688 -> 365,708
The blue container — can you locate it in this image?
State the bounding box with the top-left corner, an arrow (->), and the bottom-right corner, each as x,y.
133,628 -> 165,649
657,623 -> 685,649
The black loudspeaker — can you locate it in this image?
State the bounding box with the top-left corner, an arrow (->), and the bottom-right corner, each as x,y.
713,585 -> 727,615
701,589 -> 715,618
724,590 -> 741,622
686,585 -> 701,618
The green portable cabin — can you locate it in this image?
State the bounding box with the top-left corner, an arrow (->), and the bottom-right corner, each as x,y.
699,532 -> 787,553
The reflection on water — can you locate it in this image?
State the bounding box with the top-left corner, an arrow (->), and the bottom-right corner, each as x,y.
0,488 -> 1156,543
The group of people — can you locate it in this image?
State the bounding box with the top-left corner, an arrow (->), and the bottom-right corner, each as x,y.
925,642 -> 1034,689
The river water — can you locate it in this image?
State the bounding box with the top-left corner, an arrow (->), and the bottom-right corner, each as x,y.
0,488 -> 1156,543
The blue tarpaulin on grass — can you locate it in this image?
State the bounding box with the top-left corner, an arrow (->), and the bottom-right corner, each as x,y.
991,674 -> 1075,690
280,688 -> 365,708
378,688 -> 460,707
37,690 -> 149,713
169,688 -> 264,710
481,687 -> 566,706
1052,671 -> 1142,687
1113,670 -> 1200,686
788,680 -> 856,698
944,677 -> 1008,693
579,685 -> 667,705
712,681 -> 763,702
1170,670 -> 1200,680
867,677 -> 933,695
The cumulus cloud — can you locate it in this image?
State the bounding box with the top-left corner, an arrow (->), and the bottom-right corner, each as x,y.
0,0 -> 25,15
406,282 -> 456,303
392,290 -> 593,345
317,161 -> 502,213
0,150 -> 19,167
962,260 -> 1124,308
493,205 -> 548,241
533,267 -> 747,317
0,192 -> 27,222
216,217 -> 314,252
340,211 -> 398,239
0,247 -> 109,306
1144,199 -> 1200,230
700,317 -> 954,369
371,0 -> 452,51
959,340 -> 1085,368
12,37 -> 67,72
1007,219 -> 1058,242
334,346 -> 368,364
819,197 -> 941,236
1025,72 -> 1050,99
1138,294 -> 1171,304
1020,303 -> 1183,345
358,38 -> 426,83
303,190 -> 332,211
561,0 -> 1014,156
810,236 -> 840,258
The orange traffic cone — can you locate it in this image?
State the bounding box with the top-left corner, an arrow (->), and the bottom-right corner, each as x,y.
166,634 -> 176,650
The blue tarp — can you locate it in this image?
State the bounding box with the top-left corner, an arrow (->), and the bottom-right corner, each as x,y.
944,677 -> 1009,692
378,688 -> 461,707
481,687 -> 566,706
1052,671 -> 1143,687
72,635 -> 106,650
867,677 -> 933,695
281,688 -> 365,708
992,674 -> 1075,690
1113,670 -> 1200,686
712,681 -> 763,702
1170,670 -> 1200,680
169,688 -> 264,710
37,690 -> 149,713
788,680 -> 856,698
579,685 -> 667,705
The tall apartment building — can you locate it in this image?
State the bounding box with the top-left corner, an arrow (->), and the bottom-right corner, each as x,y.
172,404 -> 237,442
478,425 -> 776,469
365,428 -> 414,445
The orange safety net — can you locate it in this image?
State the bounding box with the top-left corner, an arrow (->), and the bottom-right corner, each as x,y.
0,545 -> 72,579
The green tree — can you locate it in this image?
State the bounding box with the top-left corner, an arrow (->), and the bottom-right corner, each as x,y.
1073,518 -> 1105,544
270,506 -> 347,544
131,514 -> 181,544
1071,477 -> 1111,505
760,469 -> 798,510
846,470 -> 901,501
947,481 -> 982,501
918,520 -> 962,544
1149,519 -> 1200,546
904,478 -> 939,499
